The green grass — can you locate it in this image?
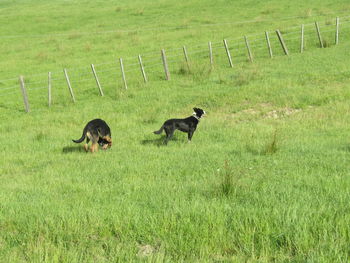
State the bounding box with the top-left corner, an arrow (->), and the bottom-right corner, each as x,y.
1,0 -> 350,262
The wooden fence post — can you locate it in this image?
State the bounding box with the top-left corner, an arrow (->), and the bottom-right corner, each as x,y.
119,58 -> 128,89
208,41 -> 213,66
91,64 -> 104,96
19,76 -> 30,113
161,49 -> 171,80
244,36 -> 253,62
300,24 -> 304,53
63,69 -> 75,103
223,39 -> 233,67
265,31 -> 273,58
138,55 -> 147,83
315,21 -> 323,48
276,30 -> 289,56
182,46 -> 190,71
335,17 -> 339,45
48,72 -> 52,107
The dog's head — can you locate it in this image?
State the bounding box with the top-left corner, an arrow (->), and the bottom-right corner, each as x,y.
99,136 -> 112,149
193,108 -> 206,119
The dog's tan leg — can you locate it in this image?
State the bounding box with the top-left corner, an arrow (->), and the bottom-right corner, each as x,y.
90,142 -> 98,153
84,144 -> 89,152
89,133 -> 100,153
90,143 -> 94,153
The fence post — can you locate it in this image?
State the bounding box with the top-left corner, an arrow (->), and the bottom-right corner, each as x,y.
265,31 -> 273,58
48,72 -> 52,107
119,58 -> 128,89
182,46 -> 190,71
276,30 -> 289,56
19,76 -> 30,113
91,64 -> 104,96
335,17 -> 339,45
300,24 -> 304,53
315,21 -> 323,48
63,69 -> 76,103
138,55 -> 147,83
223,39 -> 233,67
161,49 -> 171,80
244,36 -> 253,62
208,41 -> 213,66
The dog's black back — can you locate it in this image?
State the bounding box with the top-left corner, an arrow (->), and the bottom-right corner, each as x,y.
154,108 -> 205,144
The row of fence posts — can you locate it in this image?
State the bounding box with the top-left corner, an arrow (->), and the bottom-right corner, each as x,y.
18,17 -> 341,113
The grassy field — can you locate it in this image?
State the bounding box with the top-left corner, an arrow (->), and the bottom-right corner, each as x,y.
1,0 -> 350,262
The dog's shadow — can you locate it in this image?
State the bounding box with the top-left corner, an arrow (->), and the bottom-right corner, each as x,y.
140,137 -> 165,147
62,145 -> 86,153
341,144 -> 350,152
140,136 -> 181,147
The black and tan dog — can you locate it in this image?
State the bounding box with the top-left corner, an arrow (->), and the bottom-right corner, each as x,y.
153,107 -> 206,145
72,119 -> 112,152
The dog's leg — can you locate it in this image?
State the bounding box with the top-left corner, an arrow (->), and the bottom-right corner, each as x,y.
90,139 -> 98,153
89,132 -> 100,153
90,142 -> 99,153
84,144 -> 89,152
164,127 -> 175,145
84,137 -> 90,152
83,134 -> 91,152
188,130 -> 195,142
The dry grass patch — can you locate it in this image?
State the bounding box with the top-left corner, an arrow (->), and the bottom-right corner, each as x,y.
213,104 -> 301,124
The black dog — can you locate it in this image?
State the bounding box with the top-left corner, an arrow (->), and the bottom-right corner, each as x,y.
72,119 -> 112,152
153,108 -> 206,144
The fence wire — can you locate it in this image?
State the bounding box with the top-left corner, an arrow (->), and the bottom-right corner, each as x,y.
1,15 -> 350,112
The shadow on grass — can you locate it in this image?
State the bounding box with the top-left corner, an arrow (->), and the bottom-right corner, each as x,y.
62,145 -> 86,153
140,136 -> 165,147
0,103 -> 23,112
245,144 -> 277,156
245,145 -> 261,156
341,144 -> 350,152
140,136 -> 181,147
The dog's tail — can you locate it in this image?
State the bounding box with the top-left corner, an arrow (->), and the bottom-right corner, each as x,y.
72,127 -> 87,143
153,125 -> 164,135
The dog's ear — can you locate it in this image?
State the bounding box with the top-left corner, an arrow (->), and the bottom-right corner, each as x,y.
193,107 -> 198,112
